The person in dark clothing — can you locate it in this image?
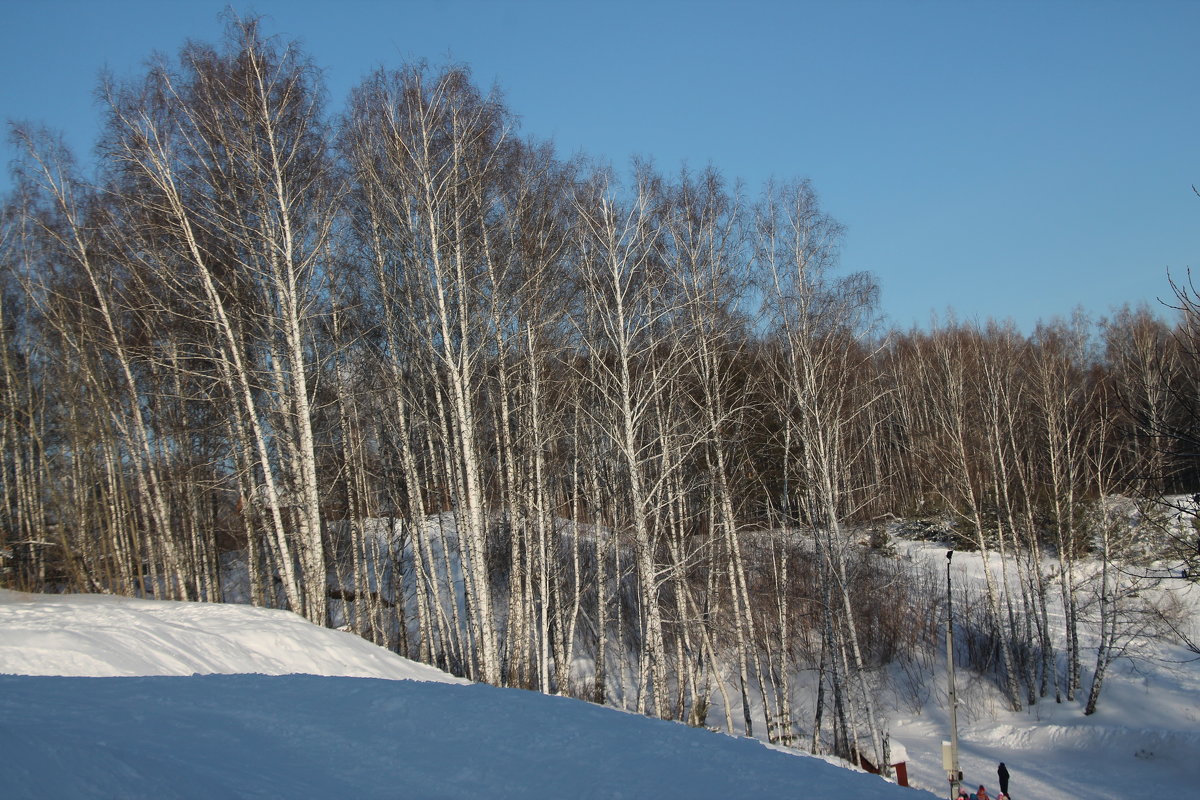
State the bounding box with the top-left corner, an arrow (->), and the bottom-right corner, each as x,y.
997,762 -> 1010,796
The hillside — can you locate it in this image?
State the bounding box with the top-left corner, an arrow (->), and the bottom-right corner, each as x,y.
6,530 -> 1200,798
889,540 -> 1200,798
0,589 -> 929,800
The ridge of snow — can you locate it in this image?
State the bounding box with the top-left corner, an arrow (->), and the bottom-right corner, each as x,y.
0,588 -> 462,683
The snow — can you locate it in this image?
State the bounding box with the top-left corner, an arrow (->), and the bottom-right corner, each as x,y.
0,589 -> 458,683
0,589 -> 927,799
4,532 -> 1199,798
889,541 -> 1200,798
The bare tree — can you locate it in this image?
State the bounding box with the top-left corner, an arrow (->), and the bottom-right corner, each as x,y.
96,16 -> 337,622
758,178 -> 890,768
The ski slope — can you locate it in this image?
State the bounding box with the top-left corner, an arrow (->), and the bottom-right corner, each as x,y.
0,589 -> 928,799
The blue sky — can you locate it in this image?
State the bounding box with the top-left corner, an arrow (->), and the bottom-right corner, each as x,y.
2,0 -> 1196,331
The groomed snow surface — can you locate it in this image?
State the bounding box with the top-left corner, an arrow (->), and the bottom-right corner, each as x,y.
0,589 -> 927,799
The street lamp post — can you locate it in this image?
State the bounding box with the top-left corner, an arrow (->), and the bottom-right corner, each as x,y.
944,549 -> 961,799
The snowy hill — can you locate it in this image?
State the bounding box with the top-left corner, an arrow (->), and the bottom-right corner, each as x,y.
5,547 -> 1199,800
0,589 -> 928,799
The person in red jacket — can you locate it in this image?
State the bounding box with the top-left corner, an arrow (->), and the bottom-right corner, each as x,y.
975,786 -> 991,800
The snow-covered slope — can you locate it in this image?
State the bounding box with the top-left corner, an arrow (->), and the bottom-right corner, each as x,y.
0,589 -> 928,800
889,541 -> 1200,799
7,541 -> 1197,800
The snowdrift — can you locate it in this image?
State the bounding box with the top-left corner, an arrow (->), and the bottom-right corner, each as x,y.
0,588 -> 460,683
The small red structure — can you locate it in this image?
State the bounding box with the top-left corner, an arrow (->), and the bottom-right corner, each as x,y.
857,744 -> 910,788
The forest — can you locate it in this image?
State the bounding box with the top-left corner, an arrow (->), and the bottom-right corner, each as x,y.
1,17 -> 1196,775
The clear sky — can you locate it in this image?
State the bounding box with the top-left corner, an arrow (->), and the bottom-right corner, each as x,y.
2,0 -> 1196,331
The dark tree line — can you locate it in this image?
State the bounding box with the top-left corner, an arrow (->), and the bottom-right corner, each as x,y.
1,16 -> 1195,765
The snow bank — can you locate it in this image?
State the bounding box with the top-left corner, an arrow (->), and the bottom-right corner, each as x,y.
0,589 -> 462,683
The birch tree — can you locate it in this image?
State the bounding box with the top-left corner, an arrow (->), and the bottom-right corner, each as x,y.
573,166 -> 680,717
758,179 -> 890,767
98,16 -> 336,622
341,63 -> 519,683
